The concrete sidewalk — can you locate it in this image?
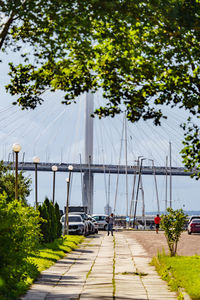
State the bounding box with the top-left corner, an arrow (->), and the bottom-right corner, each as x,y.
21,232 -> 178,299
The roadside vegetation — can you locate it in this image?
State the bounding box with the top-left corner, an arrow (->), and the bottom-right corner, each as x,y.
152,208 -> 198,299
161,208 -> 188,256
152,253 -> 200,300
0,162 -> 84,300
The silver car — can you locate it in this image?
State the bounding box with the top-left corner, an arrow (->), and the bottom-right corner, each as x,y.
92,214 -> 108,230
61,214 -> 85,235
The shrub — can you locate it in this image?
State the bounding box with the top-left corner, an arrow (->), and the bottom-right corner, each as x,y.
0,193 -> 41,299
161,208 -> 188,256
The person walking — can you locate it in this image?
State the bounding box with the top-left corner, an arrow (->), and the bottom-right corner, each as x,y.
107,213 -> 114,236
154,214 -> 161,234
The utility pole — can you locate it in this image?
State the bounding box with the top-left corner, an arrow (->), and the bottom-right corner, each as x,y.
133,158 -> 146,226
125,115 -> 128,219
150,159 -> 160,214
165,156 -> 168,212
129,157 -> 141,221
169,142 -> 172,208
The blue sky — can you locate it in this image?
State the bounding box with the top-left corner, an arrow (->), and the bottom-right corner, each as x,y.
1,50 -> 200,215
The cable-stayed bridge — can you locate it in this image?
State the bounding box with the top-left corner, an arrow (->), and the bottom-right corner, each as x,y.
7,161 -> 195,176
0,88 -> 199,214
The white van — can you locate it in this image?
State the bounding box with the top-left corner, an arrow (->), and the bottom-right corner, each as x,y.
92,214 -> 108,230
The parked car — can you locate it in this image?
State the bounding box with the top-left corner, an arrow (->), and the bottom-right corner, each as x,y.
69,212 -> 90,235
188,215 -> 200,223
60,214 -> 85,235
87,215 -> 97,234
92,214 -> 108,230
188,218 -> 200,234
91,217 -> 98,234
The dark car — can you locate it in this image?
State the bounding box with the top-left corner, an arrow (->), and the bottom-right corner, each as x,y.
188,218 -> 200,234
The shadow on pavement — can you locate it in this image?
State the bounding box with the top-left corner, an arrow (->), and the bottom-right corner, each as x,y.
74,249 -> 93,253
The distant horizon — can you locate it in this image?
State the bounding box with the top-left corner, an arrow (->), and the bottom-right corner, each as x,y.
145,210 -> 200,216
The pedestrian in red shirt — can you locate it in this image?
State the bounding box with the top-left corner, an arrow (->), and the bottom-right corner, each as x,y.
154,214 -> 161,234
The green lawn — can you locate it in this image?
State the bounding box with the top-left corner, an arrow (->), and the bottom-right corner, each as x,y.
152,254 -> 200,300
19,235 -> 84,299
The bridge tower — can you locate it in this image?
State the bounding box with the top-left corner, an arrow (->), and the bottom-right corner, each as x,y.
82,93 -> 94,214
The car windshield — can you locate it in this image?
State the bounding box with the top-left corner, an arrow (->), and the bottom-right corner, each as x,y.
191,219 -> 200,223
69,216 -> 82,222
80,214 -> 87,220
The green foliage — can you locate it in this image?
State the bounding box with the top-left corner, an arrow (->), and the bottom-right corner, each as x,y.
2,1 -> 200,170
152,254 -> 200,300
0,161 -> 31,204
181,122 -> 200,179
161,208 -> 188,257
55,202 -> 62,238
38,197 -> 62,243
38,202 -> 49,243
3,235 -> 83,300
0,193 -> 41,299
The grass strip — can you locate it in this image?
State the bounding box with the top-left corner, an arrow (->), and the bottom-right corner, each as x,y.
152,253 -> 200,300
17,235 -> 84,299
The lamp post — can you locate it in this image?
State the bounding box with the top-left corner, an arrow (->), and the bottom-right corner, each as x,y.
52,165 -> 58,205
33,156 -> 40,208
12,143 -> 21,200
64,165 -> 73,235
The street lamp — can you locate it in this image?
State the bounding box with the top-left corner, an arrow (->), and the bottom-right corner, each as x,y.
52,165 -> 58,205
64,165 -> 73,236
12,143 -> 21,200
33,156 -> 40,208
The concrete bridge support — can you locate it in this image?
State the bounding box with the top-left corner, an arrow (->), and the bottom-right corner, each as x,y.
82,92 -> 94,214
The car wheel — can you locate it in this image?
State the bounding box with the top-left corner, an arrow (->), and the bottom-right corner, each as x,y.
188,230 -> 191,235
95,229 -> 98,234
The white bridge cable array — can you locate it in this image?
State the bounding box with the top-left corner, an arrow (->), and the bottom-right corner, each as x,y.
0,90 -> 189,168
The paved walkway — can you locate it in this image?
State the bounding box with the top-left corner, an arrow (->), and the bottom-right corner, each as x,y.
21,232 -> 178,299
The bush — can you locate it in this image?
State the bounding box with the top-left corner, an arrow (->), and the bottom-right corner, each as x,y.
0,193 -> 41,299
161,208 -> 188,256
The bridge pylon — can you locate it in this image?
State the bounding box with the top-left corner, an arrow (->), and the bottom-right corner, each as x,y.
82,92 -> 94,214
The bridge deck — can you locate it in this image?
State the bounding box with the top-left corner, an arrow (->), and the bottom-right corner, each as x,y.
4,161 -> 196,176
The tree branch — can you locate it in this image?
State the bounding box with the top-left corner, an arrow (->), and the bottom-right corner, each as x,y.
0,10 -> 15,50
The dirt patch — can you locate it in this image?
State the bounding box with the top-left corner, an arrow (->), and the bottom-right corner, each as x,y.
123,230 -> 200,257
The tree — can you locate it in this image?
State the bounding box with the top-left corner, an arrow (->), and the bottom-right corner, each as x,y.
38,203 -> 49,243
38,197 -> 61,243
2,1 -> 200,173
0,161 -> 31,204
55,202 -> 62,238
161,208 -> 188,257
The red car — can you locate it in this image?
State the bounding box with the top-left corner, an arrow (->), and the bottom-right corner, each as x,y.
188,219 -> 200,234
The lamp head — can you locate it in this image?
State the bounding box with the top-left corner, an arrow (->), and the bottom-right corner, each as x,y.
33,156 -> 40,164
12,143 -> 21,153
66,178 -> 70,183
68,165 -> 73,171
52,165 -> 58,172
